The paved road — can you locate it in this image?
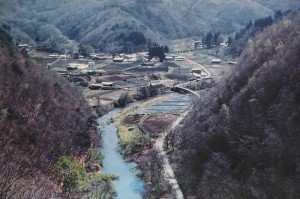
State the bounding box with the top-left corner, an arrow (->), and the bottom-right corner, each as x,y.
154,104 -> 194,199
47,57 -> 61,69
175,83 -> 200,98
174,59 -> 212,98
154,59 -> 210,198
186,59 -> 212,78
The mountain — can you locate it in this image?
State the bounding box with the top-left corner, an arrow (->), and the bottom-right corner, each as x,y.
0,30 -> 98,198
1,0 -> 299,52
256,0 -> 300,11
170,12 -> 300,198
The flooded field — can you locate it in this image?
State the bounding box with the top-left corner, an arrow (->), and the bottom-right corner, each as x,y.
138,93 -> 192,114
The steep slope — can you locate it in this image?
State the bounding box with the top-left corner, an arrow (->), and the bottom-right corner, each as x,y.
2,0 -> 299,52
170,12 -> 300,199
0,30 -> 98,198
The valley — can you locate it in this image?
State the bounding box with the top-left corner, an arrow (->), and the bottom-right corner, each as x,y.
21,37 -> 231,198
0,1 -> 300,199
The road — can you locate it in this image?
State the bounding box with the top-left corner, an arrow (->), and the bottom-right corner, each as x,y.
47,57 -> 61,69
173,58 -> 212,98
174,82 -> 200,98
186,59 -> 212,78
153,59 -> 210,198
154,108 -> 190,199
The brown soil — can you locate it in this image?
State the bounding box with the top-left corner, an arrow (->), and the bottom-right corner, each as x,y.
95,74 -> 135,82
122,115 -> 143,125
140,114 -> 177,137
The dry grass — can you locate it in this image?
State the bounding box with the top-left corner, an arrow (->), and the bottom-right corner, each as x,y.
114,94 -> 176,146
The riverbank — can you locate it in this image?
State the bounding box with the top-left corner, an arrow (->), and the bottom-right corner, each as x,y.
86,83 -> 191,198
89,91 -> 176,198
112,93 -> 191,198
97,109 -> 145,199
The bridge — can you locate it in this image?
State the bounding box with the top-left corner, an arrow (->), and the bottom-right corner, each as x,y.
174,82 -> 200,98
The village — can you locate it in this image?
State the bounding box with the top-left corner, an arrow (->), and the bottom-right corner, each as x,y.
19,39 -> 236,114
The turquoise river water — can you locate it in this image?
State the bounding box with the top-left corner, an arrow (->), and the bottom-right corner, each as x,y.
97,108 -> 145,199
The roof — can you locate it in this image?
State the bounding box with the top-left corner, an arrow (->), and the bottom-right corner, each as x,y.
18,44 -> 28,47
165,56 -> 174,60
191,72 -> 201,77
211,59 -> 221,63
102,82 -> 115,86
68,63 -> 89,69
113,57 -> 124,62
174,56 -> 185,61
191,68 -> 202,72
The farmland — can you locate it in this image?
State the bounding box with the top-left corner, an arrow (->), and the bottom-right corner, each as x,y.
22,38 -> 236,125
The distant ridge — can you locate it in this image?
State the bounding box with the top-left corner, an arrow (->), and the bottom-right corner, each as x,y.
1,0 -> 299,52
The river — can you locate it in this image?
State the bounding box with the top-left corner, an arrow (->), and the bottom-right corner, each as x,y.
97,108 -> 145,199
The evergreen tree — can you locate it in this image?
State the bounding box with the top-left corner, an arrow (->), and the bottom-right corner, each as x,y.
254,16 -> 273,28
213,32 -> 221,45
227,36 -> 233,47
202,31 -> 214,48
274,10 -> 283,21
163,45 -> 169,53
78,44 -> 94,57
148,46 -> 165,62
246,20 -> 253,30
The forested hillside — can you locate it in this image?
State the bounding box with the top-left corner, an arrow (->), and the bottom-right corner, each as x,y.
169,12 -> 300,199
256,0 -> 300,11
1,0 -> 299,52
0,30 -> 98,198
228,9 -> 293,56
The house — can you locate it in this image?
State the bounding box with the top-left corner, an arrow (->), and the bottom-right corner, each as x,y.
81,69 -> 104,76
92,55 -> 107,60
149,80 -> 175,89
141,61 -> 155,66
149,81 -> 164,89
165,56 -> 174,60
89,84 -> 102,90
49,53 -> 59,58
174,56 -> 185,61
88,61 -> 95,67
59,54 -> 67,59
191,68 -> 202,74
211,59 -> 221,64
102,82 -> 115,87
18,44 -> 28,48
228,61 -> 237,65
113,57 -> 124,62
220,42 -> 228,47
189,69 -> 202,80
68,63 -> 89,70
124,54 -> 138,62
67,65 -> 78,70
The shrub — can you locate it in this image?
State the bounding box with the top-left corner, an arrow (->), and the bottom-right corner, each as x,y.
0,108 -> 10,120
85,148 -> 104,171
54,156 -> 88,192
